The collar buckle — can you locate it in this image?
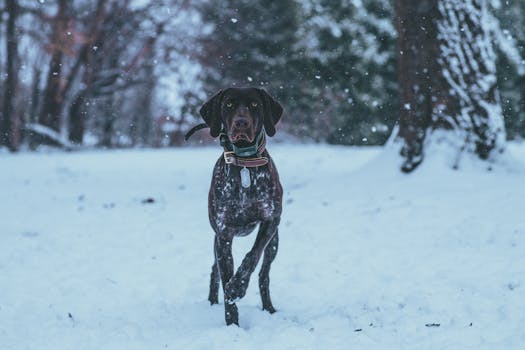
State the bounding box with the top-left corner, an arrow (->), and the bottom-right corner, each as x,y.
223,151 -> 236,164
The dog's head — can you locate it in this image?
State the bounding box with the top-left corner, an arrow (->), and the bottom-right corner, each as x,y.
199,87 -> 283,146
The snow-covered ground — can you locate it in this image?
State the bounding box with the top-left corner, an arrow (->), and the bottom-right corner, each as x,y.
1,143 -> 524,350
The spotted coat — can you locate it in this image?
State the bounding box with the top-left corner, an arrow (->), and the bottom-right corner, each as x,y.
208,150 -> 282,238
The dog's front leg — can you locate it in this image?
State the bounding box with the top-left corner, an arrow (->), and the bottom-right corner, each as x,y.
215,235 -> 239,325
225,218 -> 280,304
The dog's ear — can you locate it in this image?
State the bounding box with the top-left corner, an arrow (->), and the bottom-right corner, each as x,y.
199,90 -> 225,138
257,88 -> 283,137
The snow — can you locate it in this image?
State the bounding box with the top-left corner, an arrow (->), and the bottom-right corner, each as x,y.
24,123 -> 76,150
1,144 -> 525,349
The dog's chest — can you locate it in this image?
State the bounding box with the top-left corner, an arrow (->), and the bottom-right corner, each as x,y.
222,167 -> 273,204
213,165 -> 280,219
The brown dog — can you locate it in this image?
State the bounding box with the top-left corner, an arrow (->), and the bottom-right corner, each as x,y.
200,87 -> 283,325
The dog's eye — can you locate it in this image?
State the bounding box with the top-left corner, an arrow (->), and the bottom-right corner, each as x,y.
251,101 -> 258,108
226,102 -> 233,108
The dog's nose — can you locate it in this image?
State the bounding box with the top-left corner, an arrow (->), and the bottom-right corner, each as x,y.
233,107 -> 251,129
233,117 -> 250,129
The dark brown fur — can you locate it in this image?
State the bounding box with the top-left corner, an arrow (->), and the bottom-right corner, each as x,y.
200,88 -> 283,325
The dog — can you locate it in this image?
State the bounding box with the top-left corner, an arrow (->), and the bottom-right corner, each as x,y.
199,87 -> 283,325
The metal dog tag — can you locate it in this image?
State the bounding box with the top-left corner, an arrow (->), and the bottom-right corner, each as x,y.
240,167 -> 251,188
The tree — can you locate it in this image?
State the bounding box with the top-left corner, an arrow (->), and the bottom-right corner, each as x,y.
0,0 -> 201,150
395,0 -> 506,172
495,1 -> 525,140
1,0 -> 20,151
394,0 -> 437,171
67,0 -> 107,145
196,0 -> 300,117
437,0 -> 505,161
38,0 -> 70,135
297,0 -> 398,145
196,0 -> 399,145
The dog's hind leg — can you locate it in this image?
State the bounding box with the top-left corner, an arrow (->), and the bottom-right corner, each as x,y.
259,231 -> 278,313
208,257 -> 220,305
215,235 -> 239,325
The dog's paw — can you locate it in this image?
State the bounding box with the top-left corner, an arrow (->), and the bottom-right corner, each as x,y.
225,304 -> 239,326
225,277 -> 248,304
262,304 -> 276,314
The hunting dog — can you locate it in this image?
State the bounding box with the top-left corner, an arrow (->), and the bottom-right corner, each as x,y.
198,87 -> 283,325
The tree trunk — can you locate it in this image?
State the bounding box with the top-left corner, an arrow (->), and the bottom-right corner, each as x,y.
28,67 -> 42,150
38,0 -> 69,134
29,67 -> 42,124
395,0 -> 439,171
395,0 -> 505,172
436,0 -> 505,161
68,92 -> 87,144
67,0 -> 107,145
101,98 -> 117,148
1,0 -> 20,151
130,73 -> 154,146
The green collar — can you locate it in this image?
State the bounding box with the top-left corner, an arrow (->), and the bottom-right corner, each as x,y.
220,129 -> 264,157
221,129 -> 268,167
232,129 -> 264,157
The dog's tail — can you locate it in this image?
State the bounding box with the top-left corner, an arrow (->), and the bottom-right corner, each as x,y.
184,123 -> 209,141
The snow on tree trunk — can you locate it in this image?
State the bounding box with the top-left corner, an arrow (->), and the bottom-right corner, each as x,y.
395,0 -> 506,172
436,0 -> 505,161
